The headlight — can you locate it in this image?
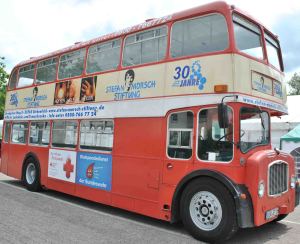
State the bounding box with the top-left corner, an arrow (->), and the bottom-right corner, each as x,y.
291,175 -> 296,189
258,181 -> 265,198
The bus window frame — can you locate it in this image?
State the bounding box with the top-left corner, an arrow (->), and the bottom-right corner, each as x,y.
29,120 -> 51,147
35,57 -> 59,84
17,63 -> 36,89
264,29 -> 284,72
166,110 -> 194,161
79,119 -> 114,154
232,13 -> 265,62
196,105 -> 235,164
10,121 -> 29,145
8,68 -> 19,90
57,48 -> 87,81
86,38 -> 122,75
51,120 -> 79,150
169,12 -> 230,61
122,25 -> 169,68
239,106 -> 270,154
3,121 -> 11,143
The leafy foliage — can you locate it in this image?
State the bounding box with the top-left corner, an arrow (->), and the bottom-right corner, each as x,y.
288,72 -> 300,95
0,57 -> 9,119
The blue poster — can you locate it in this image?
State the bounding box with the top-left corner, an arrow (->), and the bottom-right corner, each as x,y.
76,152 -> 112,191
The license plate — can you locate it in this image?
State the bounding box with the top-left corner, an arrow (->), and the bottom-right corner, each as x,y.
266,208 -> 279,220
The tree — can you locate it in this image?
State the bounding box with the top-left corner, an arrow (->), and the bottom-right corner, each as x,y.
288,72 -> 300,95
0,57 -> 9,119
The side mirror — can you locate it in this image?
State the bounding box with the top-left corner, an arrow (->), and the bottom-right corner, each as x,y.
218,103 -> 229,128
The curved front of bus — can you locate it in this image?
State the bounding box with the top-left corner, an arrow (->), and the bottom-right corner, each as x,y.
231,10 -> 300,226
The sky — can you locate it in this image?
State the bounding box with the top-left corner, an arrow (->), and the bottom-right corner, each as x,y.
0,0 -> 300,81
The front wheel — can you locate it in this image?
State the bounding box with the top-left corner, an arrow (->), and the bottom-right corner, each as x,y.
23,157 -> 42,192
180,178 -> 238,243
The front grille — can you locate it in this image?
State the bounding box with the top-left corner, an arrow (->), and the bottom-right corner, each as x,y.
268,161 -> 288,196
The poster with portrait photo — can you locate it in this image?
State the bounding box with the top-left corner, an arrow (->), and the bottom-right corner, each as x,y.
80,76 -> 97,102
54,81 -> 67,104
54,80 -> 80,105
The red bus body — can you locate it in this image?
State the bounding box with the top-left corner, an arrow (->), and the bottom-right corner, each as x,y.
1,1 -> 299,242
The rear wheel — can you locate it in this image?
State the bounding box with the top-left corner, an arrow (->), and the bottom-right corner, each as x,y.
180,178 -> 238,243
23,157 -> 42,192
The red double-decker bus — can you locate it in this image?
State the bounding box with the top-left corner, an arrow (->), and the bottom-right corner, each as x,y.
1,2 -> 299,242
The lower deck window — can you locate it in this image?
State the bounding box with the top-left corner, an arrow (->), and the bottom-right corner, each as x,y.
52,121 -> 78,148
167,111 -> 193,159
80,120 -> 114,151
12,122 -> 28,144
4,122 -> 11,143
30,121 -> 50,146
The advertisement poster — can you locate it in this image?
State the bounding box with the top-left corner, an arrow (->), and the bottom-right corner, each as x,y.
48,149 -> 77,183
76,152 -> 112,191
54,79 -> 81,105
6,83 -> 55,110
80,76 -> 97,102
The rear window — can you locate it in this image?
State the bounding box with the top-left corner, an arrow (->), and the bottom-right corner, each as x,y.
18,64 -> 35,88
8,69 -> 18,89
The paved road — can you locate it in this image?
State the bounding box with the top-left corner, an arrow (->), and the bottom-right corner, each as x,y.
0,173 -> 299,244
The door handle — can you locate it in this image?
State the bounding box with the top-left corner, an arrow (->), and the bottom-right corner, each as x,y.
166,163 -> 173,170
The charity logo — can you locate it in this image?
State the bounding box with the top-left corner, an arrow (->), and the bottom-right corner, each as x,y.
9,93 -> 19,107
172,61 -> 207,90
86,163 -> 95,179
105,69 -> 156,100
23,87 -> 48,108
63,157 -> 74,179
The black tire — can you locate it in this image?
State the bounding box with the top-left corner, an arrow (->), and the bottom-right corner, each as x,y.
180,178 -> 238,243
23,157 -> 42,192
272,214 -> 288,223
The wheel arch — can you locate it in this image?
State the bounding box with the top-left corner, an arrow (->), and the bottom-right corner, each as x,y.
170,169 -> 254,228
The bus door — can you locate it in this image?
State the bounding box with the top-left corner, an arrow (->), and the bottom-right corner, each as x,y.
163,111 -> 195,185
0,121 -> 11,174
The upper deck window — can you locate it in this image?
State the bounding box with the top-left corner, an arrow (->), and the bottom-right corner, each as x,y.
36,57 -> 58,83
233,14 -> 263,59
123,26 -> 167,67
87,39 -> 121,73
18,64 -> 35,88
8,69 -> 18,89
265,33 -> 282,71
58,48 -> 85,80
170,14 -> 229,58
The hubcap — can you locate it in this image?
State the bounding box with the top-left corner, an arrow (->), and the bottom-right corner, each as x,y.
189,191 -> 222,231
26,163 -> 36,185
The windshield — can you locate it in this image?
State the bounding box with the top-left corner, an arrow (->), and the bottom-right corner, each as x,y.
240,107 -> 270,153
198,107 -> 233,162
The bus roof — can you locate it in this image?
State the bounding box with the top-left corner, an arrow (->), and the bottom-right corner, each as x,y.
15,1 -> 277,68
